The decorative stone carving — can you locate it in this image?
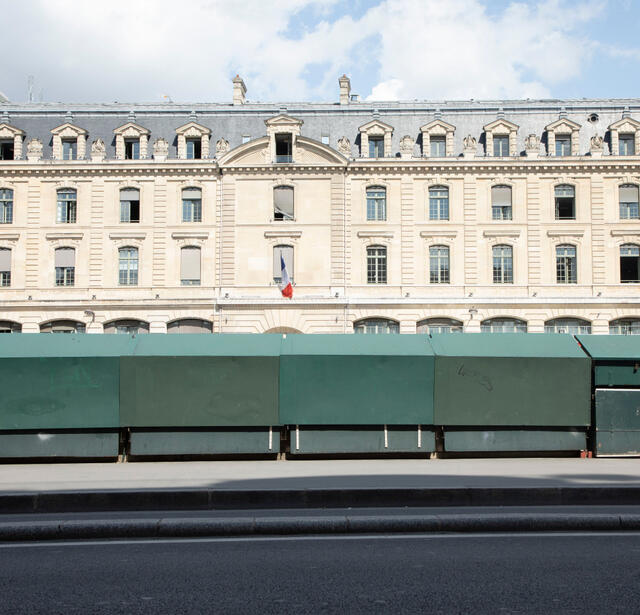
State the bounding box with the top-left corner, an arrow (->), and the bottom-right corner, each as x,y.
590,134 -> 604,158
462,134 -> 477,159
399,135 -> 414,159
216,138 -> 229,156
90,138 -> 106,162
337,136 -> 351,157
26,138 -> 43,161
525,133 -> 541,158
153,137 -> 169,161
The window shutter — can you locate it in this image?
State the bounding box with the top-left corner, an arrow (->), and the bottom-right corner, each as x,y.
55,248 -> 75,267
274,187 -> 294,218
180,247 -> 201,280
182,188 -> 202,199
0,249 -> 10,270
620,185 -> 639,202
492,186 -> 511,205
120,188 -> 140,200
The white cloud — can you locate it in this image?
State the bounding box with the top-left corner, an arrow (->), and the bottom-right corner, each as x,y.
0,0 -> 630,103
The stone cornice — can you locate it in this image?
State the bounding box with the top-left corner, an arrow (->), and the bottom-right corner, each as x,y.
546,229 -> 585,237
109,232 -> 146,240
483,229 -> 521,238
264,230 -> 302,239
357,231 -> 394,238
611,228 -> 640,236
45,232 -> 84,241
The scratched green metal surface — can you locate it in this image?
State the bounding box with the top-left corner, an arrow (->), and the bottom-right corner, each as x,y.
444,430 -> 587,452
595,389 -> 640,431
431,334 -> 591,426
0,357 -> 120,430
0,432 -> 119,458
279,335 -> 435,425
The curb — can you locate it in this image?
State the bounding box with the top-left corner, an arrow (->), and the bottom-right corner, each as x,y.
1,513 -> 640,542
2,486 -> 640,514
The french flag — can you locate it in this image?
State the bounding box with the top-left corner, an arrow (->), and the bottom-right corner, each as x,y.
279,254 -> 293,298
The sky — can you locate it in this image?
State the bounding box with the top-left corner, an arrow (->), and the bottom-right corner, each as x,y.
1,0 -> 639,104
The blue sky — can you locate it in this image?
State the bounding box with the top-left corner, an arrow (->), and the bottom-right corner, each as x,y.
1,0 -> 639,103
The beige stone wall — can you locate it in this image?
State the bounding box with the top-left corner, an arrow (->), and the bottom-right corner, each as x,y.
0,138 -> 639,334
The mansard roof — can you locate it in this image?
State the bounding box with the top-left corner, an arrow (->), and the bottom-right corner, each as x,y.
2,97 -> 639,159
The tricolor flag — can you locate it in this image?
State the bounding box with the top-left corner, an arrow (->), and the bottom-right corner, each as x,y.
279,254 -> 293,298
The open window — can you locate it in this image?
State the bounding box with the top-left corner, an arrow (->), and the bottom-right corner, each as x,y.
275,134 -> 292,163
56,189 -> 77,223
0,140 -> 14,160
274,186 -> 294,221
273,245 -> 293,284
555,185 -> 575,220
120,188 -> 140,223
620,244 -> 640,283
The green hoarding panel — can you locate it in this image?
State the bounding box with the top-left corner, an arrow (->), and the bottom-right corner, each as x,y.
594,365 -> 640,387
444,430 -> 586,452
595,389 -> 640,431
0,334 -> 136,357
280,335 -> 435,425
0,432 -> 119,458
130,429 -> 279,455
120,357 -> 279,427
431,333 -> 591,426
0,357 -> 120,430
596,431 -> 640,456
575,335 -> 640,361
129,334 -> 283,357
290,426 -> 435,454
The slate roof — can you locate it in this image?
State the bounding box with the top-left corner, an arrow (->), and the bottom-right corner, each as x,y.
2,97 -> 640,160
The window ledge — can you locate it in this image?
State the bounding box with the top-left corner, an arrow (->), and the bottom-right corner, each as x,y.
264,230 -> 302,239
0,233 -> 19,241
172,231 -> 209,240
45,232 -> 83,241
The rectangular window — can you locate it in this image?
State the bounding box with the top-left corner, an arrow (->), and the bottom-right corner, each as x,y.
491,186 -> 512,220
493,135 -> 509,157
124,139 -> 140,160
57,190 -> 77,223
367,246 -> 387,284
186,138 -> 201,160
429,187 -> 449,220
273,245 -> 294,283
555,136 -> 571,156
369,137 -> 384,158
0,140 -> 15,160
429,246 -> 450,284
556,245 -> 577,284
119,248 -> 139,286
62,139 -> 77,160
430,137 -> 445,157
274,186 -> 294,221
620,184 -> 640,219
366,188 -> 386,221
0,189 -> 13,224
275,134 -> 292,163
120,189 -> 140,223
0,271 -> 9,286
620,244 -> 640,283
492,245 -> 513,284
182,188 -> 202,222
619,134 -> 635,156
54,248 -> 75,287
0,248 -> 10,287
555,185 -> 575,220
180,247 -> 201,286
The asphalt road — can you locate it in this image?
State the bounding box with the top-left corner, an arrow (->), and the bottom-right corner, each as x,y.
1,532 -> 639,614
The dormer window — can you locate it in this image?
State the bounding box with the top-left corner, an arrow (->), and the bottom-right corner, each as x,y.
620,134 -> 635,156
545,117 -> 580,157
484,118 -> 518,157
555,135 -> 571,156
125,138 -> 140,160
51,123 -> 87,160
369,136 -> 384,158
176,121 -> 211,160
493,136 -> 509,157
430,137 -> 445,157
275,133 -> 292,163
421,119 -> 455,158
186,138 -> 201,159
358,119 -> 393,158
0,140 -> 14,160
62,139 -> 77,160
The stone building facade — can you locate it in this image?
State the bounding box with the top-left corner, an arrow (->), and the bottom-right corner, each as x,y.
0,76 -> 638,335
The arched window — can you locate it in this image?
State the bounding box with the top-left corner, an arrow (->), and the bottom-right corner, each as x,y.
0,320 -> 21,333
273,245 -> 293,283
40,319 -> 86,334
0,247 -> 10,287
429,186 -> 449,220
182,187 -> 202,222
118,247 -> 138,286
0,188 -> 13,224
491,185 -> 512,220
481,317 -> 527,333
366,186 -> 386,221
544,318 -> 591,334
120,188 -> 140,223
366,245 -> 387,284
556,244 -> 577,284
620,244 -> 640,283
554,184 -> 575,220
429,245 -> 449,284
492,245 -> 513,284
103,319 -> 149,334
354,318 -> 399,334
273,186 -> 294,221
609,318 -> 640,335
181,246 -> 201,286
167,319 -> 213,334
54,247 -> 75,286
56,188 -> 77,223
619,184 -> 639,220
417,318 -> 463,334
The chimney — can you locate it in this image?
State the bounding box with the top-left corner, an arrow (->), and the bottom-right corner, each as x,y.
339,74 -> 351,105
233,75 -> 247,105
